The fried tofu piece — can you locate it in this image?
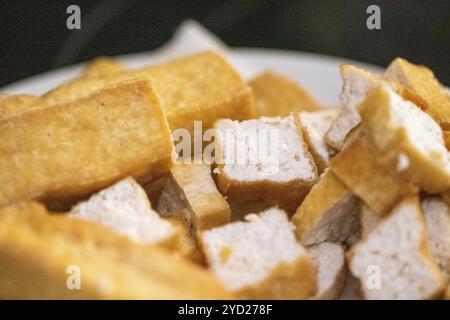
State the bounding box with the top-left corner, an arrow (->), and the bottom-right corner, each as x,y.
43,51 -> 256,133
329,135 -> 417,215
291,170 -> 360,246
0,79 -> 173,209
325,64 -> 427,151
384,58 -> 450,130
249,71 -> 321,117
0,202 -> 232,299
82,57 -> 126,78
358,85 -> 450,193
325,65 -> 379,151
299,109 -> 340,173
348,197 -> 445,300
214,115 -> 318,212
359,196 -> 450,284
200,208 -> 317,299
139,51 -> 255,131
157,164 -> 231,236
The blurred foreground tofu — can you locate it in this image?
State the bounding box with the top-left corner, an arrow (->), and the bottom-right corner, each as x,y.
0,94 -> 39,120
0,79 -> 173,208
0,202 -> 232,299
200,207 -> 317,299
70,177 -> 180,251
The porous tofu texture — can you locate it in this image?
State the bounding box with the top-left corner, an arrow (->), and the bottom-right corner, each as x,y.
215,115 -> 317,183
201,208 -> 308,291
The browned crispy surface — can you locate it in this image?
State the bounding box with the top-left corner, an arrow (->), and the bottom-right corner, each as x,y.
0,79 -> 173,208
250,71 -> 321,117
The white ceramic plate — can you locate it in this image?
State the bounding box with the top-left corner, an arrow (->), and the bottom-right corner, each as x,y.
0,48 -> 382,106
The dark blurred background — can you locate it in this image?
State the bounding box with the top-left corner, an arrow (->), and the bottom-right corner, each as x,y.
0,0 -> 449,87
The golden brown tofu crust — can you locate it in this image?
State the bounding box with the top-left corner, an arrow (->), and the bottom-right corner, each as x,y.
0,201 -> 232,299
330,135 -> 417,215
250,71 -> 321,117
385,58 -> 450,130
0,79 -> 173,209
41,51 -> 256,133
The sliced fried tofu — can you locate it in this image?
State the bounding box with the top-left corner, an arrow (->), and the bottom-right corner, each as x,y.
214,115 -> 318,212
358,84 -> 450,193
140,51 -> 256,131
329,134 -> 417,215
299,109 -> 339,173
384,57 -> 450,130
42,51 -> 256,133
70,177 -> 179,251
249,71 -> 321,117
0,202 -> 232,299
325,64 -> 427,151
200,207 -> 317,299
348,197 -> 445,300
157,164 -> 231,236
291,170 -> 360,245
0,79 -> 173,209
359,196 -> 450,283
82,57 -> 126,78
325,65 -> 378,151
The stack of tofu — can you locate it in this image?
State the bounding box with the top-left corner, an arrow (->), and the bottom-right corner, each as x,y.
0,49 -> 449,300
